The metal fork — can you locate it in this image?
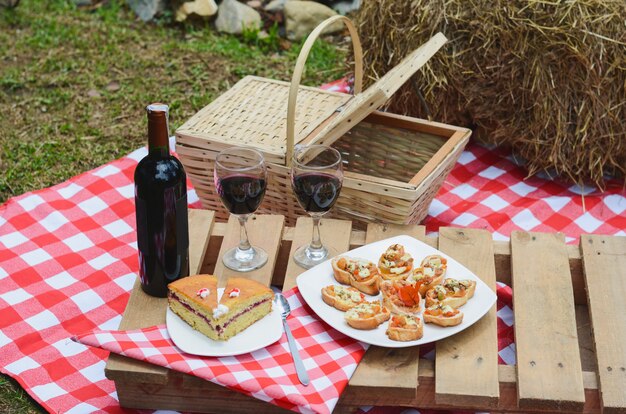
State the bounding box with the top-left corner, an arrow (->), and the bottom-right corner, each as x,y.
276,293 -> 310,386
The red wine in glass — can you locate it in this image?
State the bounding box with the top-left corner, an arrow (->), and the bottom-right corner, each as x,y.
291,173 -> 342,213
216,175 -> 267,215
214,148 -> 268,272
290,145 -> 343,269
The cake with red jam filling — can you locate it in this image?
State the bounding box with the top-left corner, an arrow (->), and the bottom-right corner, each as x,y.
168,275 -> 273,341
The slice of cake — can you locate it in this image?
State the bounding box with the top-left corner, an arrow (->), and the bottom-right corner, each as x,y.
167,275 -> 274,341
168,274 -> 220,340
213,277 -> 274,340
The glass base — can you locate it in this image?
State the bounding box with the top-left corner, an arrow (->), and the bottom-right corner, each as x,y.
222,246 -> 268,272
293,243 -> 338,269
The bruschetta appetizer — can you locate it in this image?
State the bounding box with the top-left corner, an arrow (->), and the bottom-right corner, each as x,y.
331,256 -> 380,295
425,278 -> 477,309
345,302 -> 390,330
321,285 -> 366,312
380,280 -> 421,315
421,255 -> 447,280
423,303 -> 463,327
406,267 -> 443,297
378,244 -> 414,281
386,314 -> 423,341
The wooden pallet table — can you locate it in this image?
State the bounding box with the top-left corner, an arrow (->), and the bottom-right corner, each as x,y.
105,210 -> 626,414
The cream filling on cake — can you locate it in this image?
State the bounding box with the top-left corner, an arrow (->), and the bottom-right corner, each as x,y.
169,292 -> 272,336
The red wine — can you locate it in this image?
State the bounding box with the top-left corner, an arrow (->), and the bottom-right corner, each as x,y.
292,173 -> 342,213
216,174 -> 266,215
134,103 -> 189,298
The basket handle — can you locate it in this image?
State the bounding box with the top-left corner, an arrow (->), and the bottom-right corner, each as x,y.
286,15 -> 363,167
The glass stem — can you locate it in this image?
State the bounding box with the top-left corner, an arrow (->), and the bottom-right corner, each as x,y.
238,215 -> 252,252
310,215 -> 323,250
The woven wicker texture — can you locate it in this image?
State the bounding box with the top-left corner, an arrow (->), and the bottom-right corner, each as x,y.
179,114 -> 467,229
334,121 -> 446,182
310,33 -> 448,149
176,16 -> 469,229
177,77 -> 350,160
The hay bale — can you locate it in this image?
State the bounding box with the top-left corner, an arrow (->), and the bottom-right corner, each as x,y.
355,0 -> 626,187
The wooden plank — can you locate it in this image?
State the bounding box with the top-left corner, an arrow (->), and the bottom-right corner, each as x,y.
363,223 -> 426,245
106,209 -> 215,383
213,214 -> 285,287
212,225 -> 591,304
115,376 -> 292,414
108,220 -> 615,413
581,235 -> 626,414
493,241 -> 587,305
340,360 -> 602,413
282,217 -> 352,291
348,223 -> 425,399
435,227 -> 499,407
511,231 -> 585,411
188,209 -> 215,275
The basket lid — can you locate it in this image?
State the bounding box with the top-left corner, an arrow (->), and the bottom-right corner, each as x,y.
175,20 -> 447,166
303,32 -> 448,149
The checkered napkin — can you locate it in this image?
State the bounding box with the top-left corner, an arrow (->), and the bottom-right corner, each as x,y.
0,137 -> 624,414
73,288 -> 367,414
72,282 -> 514,414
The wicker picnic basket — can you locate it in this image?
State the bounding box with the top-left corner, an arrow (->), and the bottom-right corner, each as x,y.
175,16 -> 471,229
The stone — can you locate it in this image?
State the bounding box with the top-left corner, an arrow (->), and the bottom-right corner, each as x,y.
215,0 -> 262,34
331,0 -> 360,14
246,0 -> 262,8
264,0 -> 285,12
284,0 -> 343,41
105,81 -> 121,92
126,0 -> 167,21
175,0 -> 218,22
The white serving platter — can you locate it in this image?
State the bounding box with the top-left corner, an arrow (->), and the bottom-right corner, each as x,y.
296,235 -> 497,348
166,288 -> 283,357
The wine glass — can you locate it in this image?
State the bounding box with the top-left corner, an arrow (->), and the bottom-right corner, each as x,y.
214,147 -> 268,272
291,145 -> 343,269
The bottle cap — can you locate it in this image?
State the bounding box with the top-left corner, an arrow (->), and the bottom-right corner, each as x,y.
146,103 -> 169,115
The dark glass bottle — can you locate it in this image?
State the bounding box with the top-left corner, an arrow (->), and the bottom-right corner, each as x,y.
134,103 -> 189,297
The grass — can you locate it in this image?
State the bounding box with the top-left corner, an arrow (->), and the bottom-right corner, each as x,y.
0,376 -> 44,413
0,0 -> 346,410
0,0 -> 347,203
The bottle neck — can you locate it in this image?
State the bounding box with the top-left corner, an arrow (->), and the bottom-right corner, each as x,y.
147,108 -> 170,157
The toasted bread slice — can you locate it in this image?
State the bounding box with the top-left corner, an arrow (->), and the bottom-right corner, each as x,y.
321,285 -> 366,312
378,244 -> 414,281
331,257 -> 352,285
332,256 -> 380,295
407,267 -> 443,297
380,280 -> 421,315
386,314 -> 423,341
421,254 -> 447,280
425,279 -> 477,308
423,303 -> 463,327
345,302 -> 390,330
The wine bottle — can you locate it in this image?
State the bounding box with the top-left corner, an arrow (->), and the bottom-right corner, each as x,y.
134,103 -> 189,297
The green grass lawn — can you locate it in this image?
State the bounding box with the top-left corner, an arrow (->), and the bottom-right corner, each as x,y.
0,0 -> 347,203
0,0 -> 346,410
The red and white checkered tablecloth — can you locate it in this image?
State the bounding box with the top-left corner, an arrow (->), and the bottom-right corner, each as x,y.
72,283 -> 514,414
73,288 -> 368,414
0,133 -> 624,414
